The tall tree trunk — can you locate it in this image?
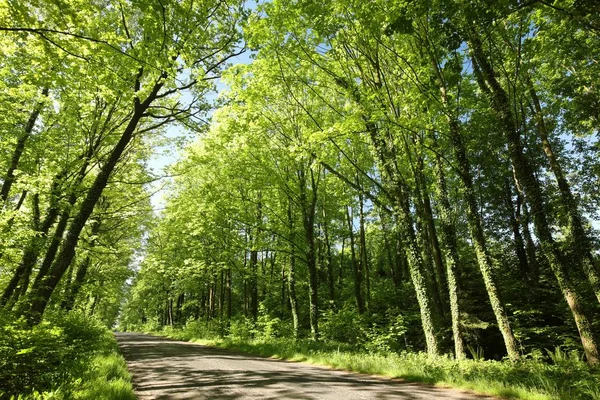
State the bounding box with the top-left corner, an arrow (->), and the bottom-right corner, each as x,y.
414,149 -> 448,318
469,34 -> 599,365
219,270 -> 224,320
368,124 -> 441,355
62,217 -> 102,311
529,82 -> 600,303
226,268 -> 232,327
339,237 -> 345,286
299,166 -> 319,340
334,78 -> 440,355
322,208 -> 335,306
1,88 -> 49,206
287,201 -> 299,339
176,293 -> 185,325
347,206 -> 364,314
249,245 -> 259,321
504,179 -> 530,279
249,196 -> 262,321
433,147 -> 466,359
1,171 -> 66,307
520,201 -> 539,281
358,188 -> 371,311
448,114 -> 520,361
428,51 -> 519,359
3,126 -> 103,308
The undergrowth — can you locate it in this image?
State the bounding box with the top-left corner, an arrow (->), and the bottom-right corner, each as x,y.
0,311 -> 134,400
153,320 -> 600,400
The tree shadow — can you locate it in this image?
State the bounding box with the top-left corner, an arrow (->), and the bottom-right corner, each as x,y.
114,333 -> 495,400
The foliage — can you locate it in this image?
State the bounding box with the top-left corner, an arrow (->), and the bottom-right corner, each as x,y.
0,311 -> 105,396
0,310 -> 133,399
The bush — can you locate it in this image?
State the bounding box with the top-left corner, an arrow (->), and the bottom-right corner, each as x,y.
228,316 -> 255,340
320,306 -> 366,344
0,310 -> 132,399
0,311 -> 106,397
361,311 -> 410,353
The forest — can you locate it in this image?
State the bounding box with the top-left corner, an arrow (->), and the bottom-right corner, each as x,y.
1,0 -> 600,399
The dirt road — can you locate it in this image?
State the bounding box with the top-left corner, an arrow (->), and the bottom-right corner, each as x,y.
115,332 -> 495,400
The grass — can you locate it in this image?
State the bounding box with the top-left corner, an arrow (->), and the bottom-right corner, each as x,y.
155,329 -> 600,400
68,335 -> 136,400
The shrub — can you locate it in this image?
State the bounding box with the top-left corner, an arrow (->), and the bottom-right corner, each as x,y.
320,306 -> 366,344
0,311 -> 108,398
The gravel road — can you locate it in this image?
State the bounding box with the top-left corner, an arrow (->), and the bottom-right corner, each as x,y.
115,332 -> 496,400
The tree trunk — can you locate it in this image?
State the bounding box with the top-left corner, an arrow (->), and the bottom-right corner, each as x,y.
448,114 -> 520,361
1,88 -> 48,206
427,50 -> 519,359
529,82 -> 600,303
62,217 -> 102,311
520,201 -> 539,281
287,199 -> 299,339
334,77 -> 440,355
1,171 -> 65,307
226,268 -> 232,327
299,166 -> 319,340
504,179 -> 530,279
358,188 -> 371,311
347,206 -> 364,313
249,246 -> 259,321
433,148 -> 466,360
322,208 -> 335,306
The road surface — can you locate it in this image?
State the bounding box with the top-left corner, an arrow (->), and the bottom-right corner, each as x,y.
115,332 -> 496,400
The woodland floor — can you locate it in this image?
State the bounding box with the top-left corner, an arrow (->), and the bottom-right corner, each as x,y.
114,332 -> 499,400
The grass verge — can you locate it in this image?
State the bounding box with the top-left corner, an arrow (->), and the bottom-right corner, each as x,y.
68,332 -> 136,400
155,329 -> 600,400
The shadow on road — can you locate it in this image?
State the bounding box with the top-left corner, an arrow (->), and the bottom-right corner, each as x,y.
115,332 -> 494,400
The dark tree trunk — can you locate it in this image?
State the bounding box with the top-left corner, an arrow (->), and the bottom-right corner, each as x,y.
299,167 -> 320,340
287,199 -> 299,339
504,179 -> 530,279
358,189 -> 371,311
62,217 -> 102,311
1,88 -> 48,206
322,208 -> 335,306
347,206 -> 364,314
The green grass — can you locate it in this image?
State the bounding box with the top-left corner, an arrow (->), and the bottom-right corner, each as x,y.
156,329 -> 600,400
69,337 -> 136,400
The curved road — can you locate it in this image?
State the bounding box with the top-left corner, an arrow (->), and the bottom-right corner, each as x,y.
115,333 -> 496,400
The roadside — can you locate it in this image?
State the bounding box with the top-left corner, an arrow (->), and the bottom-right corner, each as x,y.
151,328 -> 599,400
116,332 -> 499,400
